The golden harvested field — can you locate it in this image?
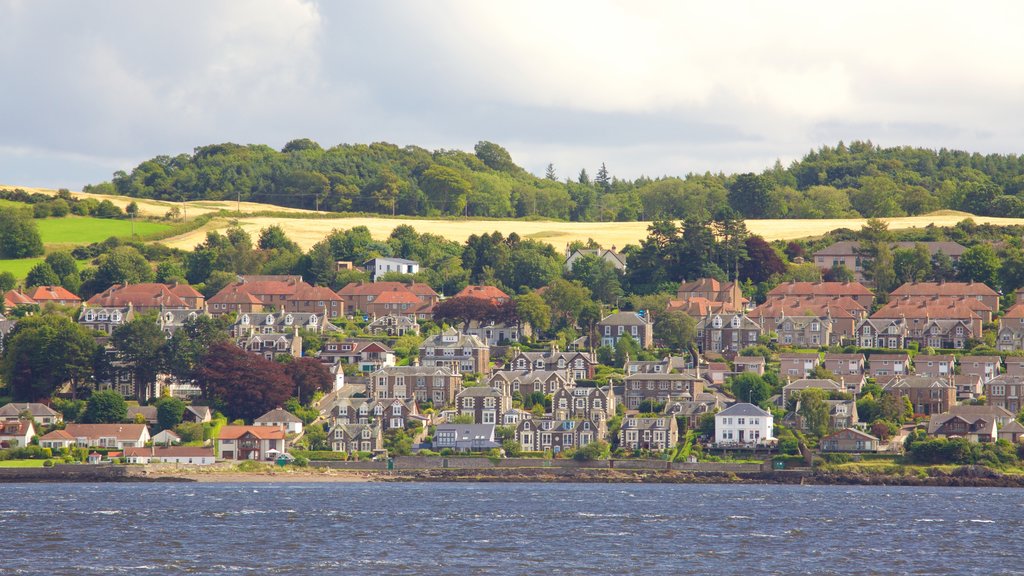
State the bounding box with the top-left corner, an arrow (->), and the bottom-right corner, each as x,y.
8,184 -> 1024,251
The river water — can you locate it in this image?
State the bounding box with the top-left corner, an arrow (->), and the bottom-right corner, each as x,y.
0,482 -> 1021,575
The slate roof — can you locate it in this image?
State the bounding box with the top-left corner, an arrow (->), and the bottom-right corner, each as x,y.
717,403 -> 771,417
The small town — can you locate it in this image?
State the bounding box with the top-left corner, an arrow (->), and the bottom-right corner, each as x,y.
3,214 -> 1024,482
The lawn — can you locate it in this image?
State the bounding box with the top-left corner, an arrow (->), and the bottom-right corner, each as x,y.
36,216 -> 171,245
0,198 -> 29,208
0,460 -> 47,468
0,257 -> 94,280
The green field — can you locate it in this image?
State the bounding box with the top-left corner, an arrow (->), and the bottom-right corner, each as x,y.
0,258 -> 45,279
0,199 -> 29,208
0,460 -> 46,468
36,216 -> 170,245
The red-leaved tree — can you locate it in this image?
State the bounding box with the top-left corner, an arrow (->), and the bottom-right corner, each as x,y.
197,341 -> 294,422
284,356 -> 334,405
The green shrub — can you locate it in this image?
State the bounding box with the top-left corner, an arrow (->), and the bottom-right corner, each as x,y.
236,460 -> 266,473
292,456 -> 309,467
42,459 -> 54,467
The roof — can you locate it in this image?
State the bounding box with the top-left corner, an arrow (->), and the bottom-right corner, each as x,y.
871,297 -> 984,321
883,376 -> 954,390
255,408 -> 303,424
126,406 -> 158,421
677,278 -> 735,293
3,290 -> 36,307
767,281 -> 873,297
40,429 -> 74,441
367,257 -> 419,266
891,281 -> 999,298
236,275 -> 304,296
208,286 -> 265,305
717,403 -> 771,417
927,413 -> 996,436
0,420 -> 33,436
1003,304 -> 1024,319
824,353 -> 865,361
289,283 -> 343,302
434,423 -> 495,436
598,311 -> 651,326
784,379 -> 842,391
779,353 -> 821,360
167,282 -> 204,299
64,423 -> 148,440
734,356 -> 766,365
959,356 -> 1001,364
87,283 -> 190,309
26,285 -> 81,302
453,285 -> 510,302
457,386 -> 505,398
0,402 -> 60,418
915,355 -> 955,363
868,353 -> 911,361
217,425 -> 287,440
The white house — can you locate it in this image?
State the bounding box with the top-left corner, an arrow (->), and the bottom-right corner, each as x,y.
254,408 -> 304,435
151,429 -> 182,445
365,257 -> 420,282
0,420 -> 35,448
41,424 -> 150,450
714,403 -> 774,447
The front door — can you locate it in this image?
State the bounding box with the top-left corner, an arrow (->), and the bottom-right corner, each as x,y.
738,430 -> 745,443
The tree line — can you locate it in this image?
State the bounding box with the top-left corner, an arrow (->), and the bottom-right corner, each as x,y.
86,139 -> 1024,222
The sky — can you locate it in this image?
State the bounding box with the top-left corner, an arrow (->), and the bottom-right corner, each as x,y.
2,0 -> 1024,189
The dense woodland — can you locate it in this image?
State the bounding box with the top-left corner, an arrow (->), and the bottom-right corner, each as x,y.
86,140 -> 1024,221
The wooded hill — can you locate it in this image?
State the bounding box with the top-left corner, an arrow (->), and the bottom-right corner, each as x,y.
86,140 -> 1024,222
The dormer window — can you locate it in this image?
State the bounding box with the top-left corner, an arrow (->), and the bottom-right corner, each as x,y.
241,315 -> 250,324
265,315 -> 274,325
111,312 -> 121,322
712,316 -> 723,329
730,316 -> 740,328
285,315 -> 294,325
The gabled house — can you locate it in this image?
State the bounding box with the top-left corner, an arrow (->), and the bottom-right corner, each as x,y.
597,311 -> 653,348
867,353 -> 912,379
486,370 -> 573,397
456,386 -> 512,425
998,304 -> 1024,351
46,424 -> 150,450
912,355 -> 955,378
184,405 -> 212,424
775,315 -> 832,348
890,281 -> 1000,317
733,356 -> 766,375
419,328 -> 490,374
666,392 -> 731,431
78,306 -> 135,336
927,413 -> 997,443
999,420 -> 1024,443
823,353 -> 865,378
953,374 -> 984,401
516,418 -> 606,454
86,283 -> 193,313
0,402 -> 62,426
329,422 -> 383,453
157,308 -> 205,337
565,247 -> 626,272
959,356 -> 1001,383
124,446 -> 216,465
984,375 -> 1024,413
367,313 -> 420,336
696,313 -> 762,355
820,428 -> 880,452
622,371 -> 705,410
369,366 -> 462,406
551,384 -> 616,422
673,278 -> 746,313
872,296 -> 985,348
319,340 -> 395,373
506,349 -> 597,380
812,241 -> 965,282
785,399 -> 858,432
714,403 -> 774,447
856,318 -> 909,350
232,310 -> 330,338
619,416 -> 679,451
329,397 -> 422,432
766,281 -> 875,309
883,376 -> 956,416
781,378 -> 844,405
0,419 -> 35,448
337,281 -> 438,320
254,407 -> 304,435
217,425 -> 288,460
236,332 -> 302,360
27,285 -> 81,307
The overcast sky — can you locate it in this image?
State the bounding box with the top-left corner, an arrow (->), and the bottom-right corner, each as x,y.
2,0 -> 1023,189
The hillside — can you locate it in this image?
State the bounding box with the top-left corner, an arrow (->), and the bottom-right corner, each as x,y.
82,140 -> 1024,223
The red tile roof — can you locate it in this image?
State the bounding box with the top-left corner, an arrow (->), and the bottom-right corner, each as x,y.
167,282 -> 204,299
3,290 -> 36,307
86,283 -> 190,309
767,281 -> 873,297
290,283 -> 343,302
890,281 -> 999,298
208,286 -> 265,305
1004,303 -> 1024,319
217,425 -> 286,440
454,285 -> 510,302
64,423 -> 148,441
27,285 -> 81,303
872,297 -> 984,320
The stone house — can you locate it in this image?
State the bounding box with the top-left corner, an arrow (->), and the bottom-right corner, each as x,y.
696,313 -> 762,355
329,422 -> 383,453
597,311 -> 653,349
820,428 -> 880,452
622,371 -> 705,410
506,349 -> 597,380
369,366 -> 463,406
419,328 -> 490,375
618,416 -> 679,451
551,385 -> 616,422
516,418 -> 606,454
779,353 -> 821,379
883,376 -> 956,416
456,386 -> 512,425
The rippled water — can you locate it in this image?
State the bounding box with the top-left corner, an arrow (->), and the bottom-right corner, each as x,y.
1,482 -> 1022,575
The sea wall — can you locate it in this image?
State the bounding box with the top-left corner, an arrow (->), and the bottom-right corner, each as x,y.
310,456 -> 765,473
0,464 -> 133,482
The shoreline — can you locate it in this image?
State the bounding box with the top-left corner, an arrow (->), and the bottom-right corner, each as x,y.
1,463 -> 1019,488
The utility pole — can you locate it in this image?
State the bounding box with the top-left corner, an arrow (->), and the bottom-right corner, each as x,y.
237,190 -> 241,214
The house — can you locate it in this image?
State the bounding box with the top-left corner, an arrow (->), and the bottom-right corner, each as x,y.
254,407 -> 304,435
927,412 -> 997,443
867,353 -> 912,379
871,296 -> 985,349
456,386 -> 512,425
232,310 -> 332,338
673,278 -> 746,313
453,285 -> 511,304
337,281 -> 438,319
210,275 -> 343,317
551,384 -> 616,422
329,397 -> 422,432
733,356 -> 766,375
217,426 -> 288,460
622,371 -> 705,410
774,315 -> 833,348
782,378 -> 844,405
433,423 -> 498,452
365,257 -> 420,281
486,370 -> 573,397
706,362 -> 730,385
766,281 -> 875,309
26,285 -> 81,307
1007,357 -> 1024,377
319,340 -> 395,373
959,356 -> 1001,383
695,313 -> 762,355
418,328 -> 490,374
367,314 -> 420,336
3,290 -> 37,309
151,429 -> 181,445
984,375 -> 1024,413
666,393 -> 731,431
953,374 -> 984,401
329,422 -> 384,453
890,281 -> 1000,317
823,353 -> 865,378
564,247 -> 626,272
285,282 -> 345,316
183,405 -> 212,424
714,403 -> 774,447
618,416 -> 679,451
912,355 -> 955,378
126,405 -> 158,425
464,320 -> 526,346
999,420 -> 1024,443
236,331 -> 302,360
206,286 -> 266,315
750,295 -> 865,345
812,241 -> 966,282
0,420 -> 35,448
998,304 -> 1024,351
369,366 -> 463,406
820,428 -> 880,452
157,308 -> 205,337
779,353 -> 821,379
597,311 -> 653,348
123,446 -> 216,465
883,376 -> 956,416
86,283 -> 194,313
39,429 -> 75,450
78,306 -> 136,336
506,349 -> 597,380
48,424 -> 150,449
856,318 -> 909,350
0,402 -> 62,426
516,418 -> 606,453
624,356 -> 690,375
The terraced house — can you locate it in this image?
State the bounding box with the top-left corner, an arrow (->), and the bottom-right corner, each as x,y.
485,369 -> 573,397
696,313 -> 761,355
369,366 -> 462,406
505,348 -> 597,380
551,384 -> 616,422
516,418 -> 606,454
456,386 -> 511,425
618,416 -> 679,451
622,370 -> 705,410
418,328 -> 490,374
